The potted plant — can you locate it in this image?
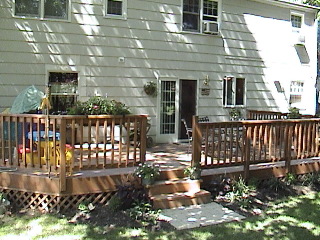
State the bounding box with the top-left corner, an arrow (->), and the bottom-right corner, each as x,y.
229,108 -> 241,121
144,81 -> 157,97
184,164 -> 202,180
67,96 -> 131,115
287,107 -> 301,119
134,163 -> 160,186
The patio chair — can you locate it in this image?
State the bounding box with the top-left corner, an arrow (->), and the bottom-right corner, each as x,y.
181,119 -> 192,153
199,116 -> 209,122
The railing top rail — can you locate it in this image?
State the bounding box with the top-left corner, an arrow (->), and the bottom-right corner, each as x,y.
198,118 -> 320,126
0,113 -> 148,120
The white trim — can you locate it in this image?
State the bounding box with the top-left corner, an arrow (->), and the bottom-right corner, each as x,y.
156,78 -> 179,143
290,11 -> 304,32
223,77 -> 246,107
13,0 -> 71,22
104,0 -> 127,20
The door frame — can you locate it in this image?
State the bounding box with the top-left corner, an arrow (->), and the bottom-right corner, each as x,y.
156,78 -> 199,143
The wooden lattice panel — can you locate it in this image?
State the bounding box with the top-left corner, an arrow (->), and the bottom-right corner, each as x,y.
0,188 -> 115,212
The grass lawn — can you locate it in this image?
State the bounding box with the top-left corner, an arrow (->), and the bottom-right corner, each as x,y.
0,192 -> 319,240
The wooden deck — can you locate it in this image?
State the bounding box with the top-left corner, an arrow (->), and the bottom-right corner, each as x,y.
1,112 -> 320,212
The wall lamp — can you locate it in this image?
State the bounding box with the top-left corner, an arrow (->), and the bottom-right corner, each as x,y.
203,75 -> 210,86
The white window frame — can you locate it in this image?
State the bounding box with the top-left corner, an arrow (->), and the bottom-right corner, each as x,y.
182,0 -> 221,34
290,11 -> 304,32
13,0 -> 71,21
105,0 -> 127,19
223,76 -> 246,107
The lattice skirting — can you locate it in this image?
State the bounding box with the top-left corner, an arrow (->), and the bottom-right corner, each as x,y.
0,188 -> 115,212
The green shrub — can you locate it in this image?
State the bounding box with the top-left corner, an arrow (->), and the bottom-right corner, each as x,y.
263,177 -> 288,193
108,175 -> 148,211
287,107 -> 301,119
128,201 -> 160,227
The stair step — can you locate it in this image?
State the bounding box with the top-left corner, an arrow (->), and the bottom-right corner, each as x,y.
151,190 -> 211,209
148,179 -> 201,196
158,168 -> 185,181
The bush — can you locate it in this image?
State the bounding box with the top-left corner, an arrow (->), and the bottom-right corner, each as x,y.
128,201 -> 161,227
108,175 -> 148,211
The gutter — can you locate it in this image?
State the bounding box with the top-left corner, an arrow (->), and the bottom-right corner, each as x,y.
251,0 -> 320,12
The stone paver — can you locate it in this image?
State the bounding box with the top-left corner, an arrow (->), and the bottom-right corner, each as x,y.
159,202 -> 245,230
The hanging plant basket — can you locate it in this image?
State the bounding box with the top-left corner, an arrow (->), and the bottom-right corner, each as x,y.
144,81 -> 157,97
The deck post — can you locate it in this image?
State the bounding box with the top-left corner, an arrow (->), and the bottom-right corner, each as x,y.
192,115 -> 201,167
139,115 -> 147,164
284,122 -> 292,174
59,118 -> 67,192
243,124 -> 251,180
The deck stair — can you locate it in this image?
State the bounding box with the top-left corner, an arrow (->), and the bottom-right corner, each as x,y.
148,168 -> 211,209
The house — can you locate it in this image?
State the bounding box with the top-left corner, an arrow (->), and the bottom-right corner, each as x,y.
0,0 -> 318,144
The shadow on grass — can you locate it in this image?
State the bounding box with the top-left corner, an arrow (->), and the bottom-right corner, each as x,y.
87,192 -> 320,240
1,192 -> 319,239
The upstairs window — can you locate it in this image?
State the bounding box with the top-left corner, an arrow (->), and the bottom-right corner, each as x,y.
183,0 -> 219,34
14,0 -> 69,20
49,72 -> 78,114
291,14 -> 302,28
105,0 -> 127,18
223,77 -> 245,106
15,0 -> 40,17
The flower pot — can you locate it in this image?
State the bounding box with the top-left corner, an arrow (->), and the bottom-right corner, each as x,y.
142,177 -> 155,186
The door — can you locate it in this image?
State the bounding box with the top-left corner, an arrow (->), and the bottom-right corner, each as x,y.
157,80 -> 179,143
179,80 -> 197,139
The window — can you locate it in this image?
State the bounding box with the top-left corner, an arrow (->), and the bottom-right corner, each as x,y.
223,77 -> 245,106
15,0 -> 40,17
49,72 -> 78,114
289,81 -> 304,107
291,14 -> 302,28
105,0 -> 127,18
14,0 -> 69,20
183,0 -> 219,33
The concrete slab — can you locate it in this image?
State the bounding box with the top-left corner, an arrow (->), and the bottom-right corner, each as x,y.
159,202 -> 245,230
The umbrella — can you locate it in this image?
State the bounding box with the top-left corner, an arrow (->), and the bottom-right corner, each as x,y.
10,86 -> 44,114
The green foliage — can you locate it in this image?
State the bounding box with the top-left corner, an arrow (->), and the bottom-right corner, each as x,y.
77,202 -> 95,213
134,163 -> 160,181
224,176 -> 255,209
109,175 -> 148,211
184,165 -> 202,180
285,173 -> 297,185
300,172 -> 320,186
287,107 -> 301,119
303,0 -> 320,6
143,81 -> 157,97
107,194 -> 123,212
229,108 -> 242,121
67,96 -> 131,115
263,177 -> 288,193
128,201 -> 161,227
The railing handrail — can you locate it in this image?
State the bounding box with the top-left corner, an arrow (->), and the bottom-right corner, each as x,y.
193,116 -> 320,179
0,113 -> 148,192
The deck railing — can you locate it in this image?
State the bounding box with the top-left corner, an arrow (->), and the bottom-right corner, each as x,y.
192,116 -> 320,178
0,114 -> 147,175
247,109 -> 285,120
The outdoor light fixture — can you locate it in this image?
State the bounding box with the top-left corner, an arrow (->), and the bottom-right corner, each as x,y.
203,75 -> 209,86
224,76 -> 234,81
